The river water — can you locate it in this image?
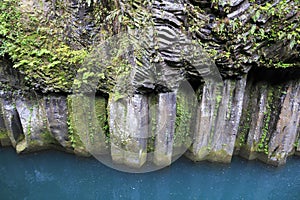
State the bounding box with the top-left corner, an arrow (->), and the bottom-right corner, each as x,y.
0,147 -> 299,200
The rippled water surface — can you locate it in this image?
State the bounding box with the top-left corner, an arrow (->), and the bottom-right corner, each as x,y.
0,147 -> 299,200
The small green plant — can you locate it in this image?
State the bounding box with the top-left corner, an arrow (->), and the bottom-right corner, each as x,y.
147,136 -> 156,153
69,134 -> 77,149
0,131 -> 8,140
238,134 -> 246,146
257,90 -> 273,154
66,98 -> 76,148
174,95 -> 192,147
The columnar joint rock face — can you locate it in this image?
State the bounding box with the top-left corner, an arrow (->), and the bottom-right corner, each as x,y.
0,0 -> 300,171
267,81 -> 300,165
0,73 -> 300,168
153,92 -> 176,167
109,94 -> 148,168
0,98 -> 23,148
109,92 -> 182,168
108,90 -> 196,168
186,76 -> 247,163
0,65 -> 299,168
236,74 -> 300,166
15,96 -> 54,153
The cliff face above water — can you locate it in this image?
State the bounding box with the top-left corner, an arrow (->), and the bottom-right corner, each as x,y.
0,0 -> 299,168
0,59 -> 299,167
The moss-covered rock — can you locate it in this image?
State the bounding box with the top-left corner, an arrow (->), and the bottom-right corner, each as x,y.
44,95 -> 73,151
236,69 -> 300,166
14,95 -> 60,153
109,94 -> 148,168
0,130 -> 11,147
0,0 -> 299,169
0,0 -> 299,94
0,98 -> 24,148
186,77 -> 247,163
67,94 -> 108,157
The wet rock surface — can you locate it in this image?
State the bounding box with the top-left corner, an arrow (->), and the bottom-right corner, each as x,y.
44,96 -> 71,149
0,1 -> 299,168
186,76 -> 247,163
236,69 -> 300,166
0,68 -> 299,167
0,97 -> 23,148
109,94 -> 148,168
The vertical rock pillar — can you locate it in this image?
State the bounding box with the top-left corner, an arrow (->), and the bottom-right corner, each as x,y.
0,106 -> 10,146
0,98 -> 24,148
45,96 -> 71,150
15,96 -> 58,153
266,80 -> 300,165
186,76 -> 247,163
109,94 -> 148,168
173,88 -> 197,158
68,94 -> 107,157
237,78 -> 300,166
153,92 -> 176,167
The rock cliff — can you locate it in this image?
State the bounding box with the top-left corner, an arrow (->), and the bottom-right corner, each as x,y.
0,58 -> 299,167
0,0 -> 299,168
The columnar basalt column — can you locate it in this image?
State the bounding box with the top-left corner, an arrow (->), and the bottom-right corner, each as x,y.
266,80 -> 300,165
109,94 -> 148,168
186,76 -> 247,163
237,76 -> 300,166
0,98 -> 24,148
44,96 -> 71,150
153,92 -> 177,166
15,96 -> 57,153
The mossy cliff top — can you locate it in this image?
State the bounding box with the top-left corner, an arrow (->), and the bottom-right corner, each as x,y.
0,0 -> 299,93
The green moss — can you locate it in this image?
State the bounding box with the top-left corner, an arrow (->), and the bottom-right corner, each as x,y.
0,0 -> 88,92
147,136 -> 156,153
255,85 -> 282,155
0,0 -> 297,98
95,97 -> 109,136
257,88 -> 273,154
0,0 -> 298,95
67,96 -> 85,149
207,149 -> 231,163
174,99 -> 190,145
0,130 -> 9,140
174,91 -> 194,147
190,0 -> 300,69
236,85 -> 253,148
40,131 -> 58,144
29,139 -> 41,147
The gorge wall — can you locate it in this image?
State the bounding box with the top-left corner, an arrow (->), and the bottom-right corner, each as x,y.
0,59 -> 299,167
0,0 -> 299,169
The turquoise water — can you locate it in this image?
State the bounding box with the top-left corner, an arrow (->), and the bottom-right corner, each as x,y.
0,147 -> 299,200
